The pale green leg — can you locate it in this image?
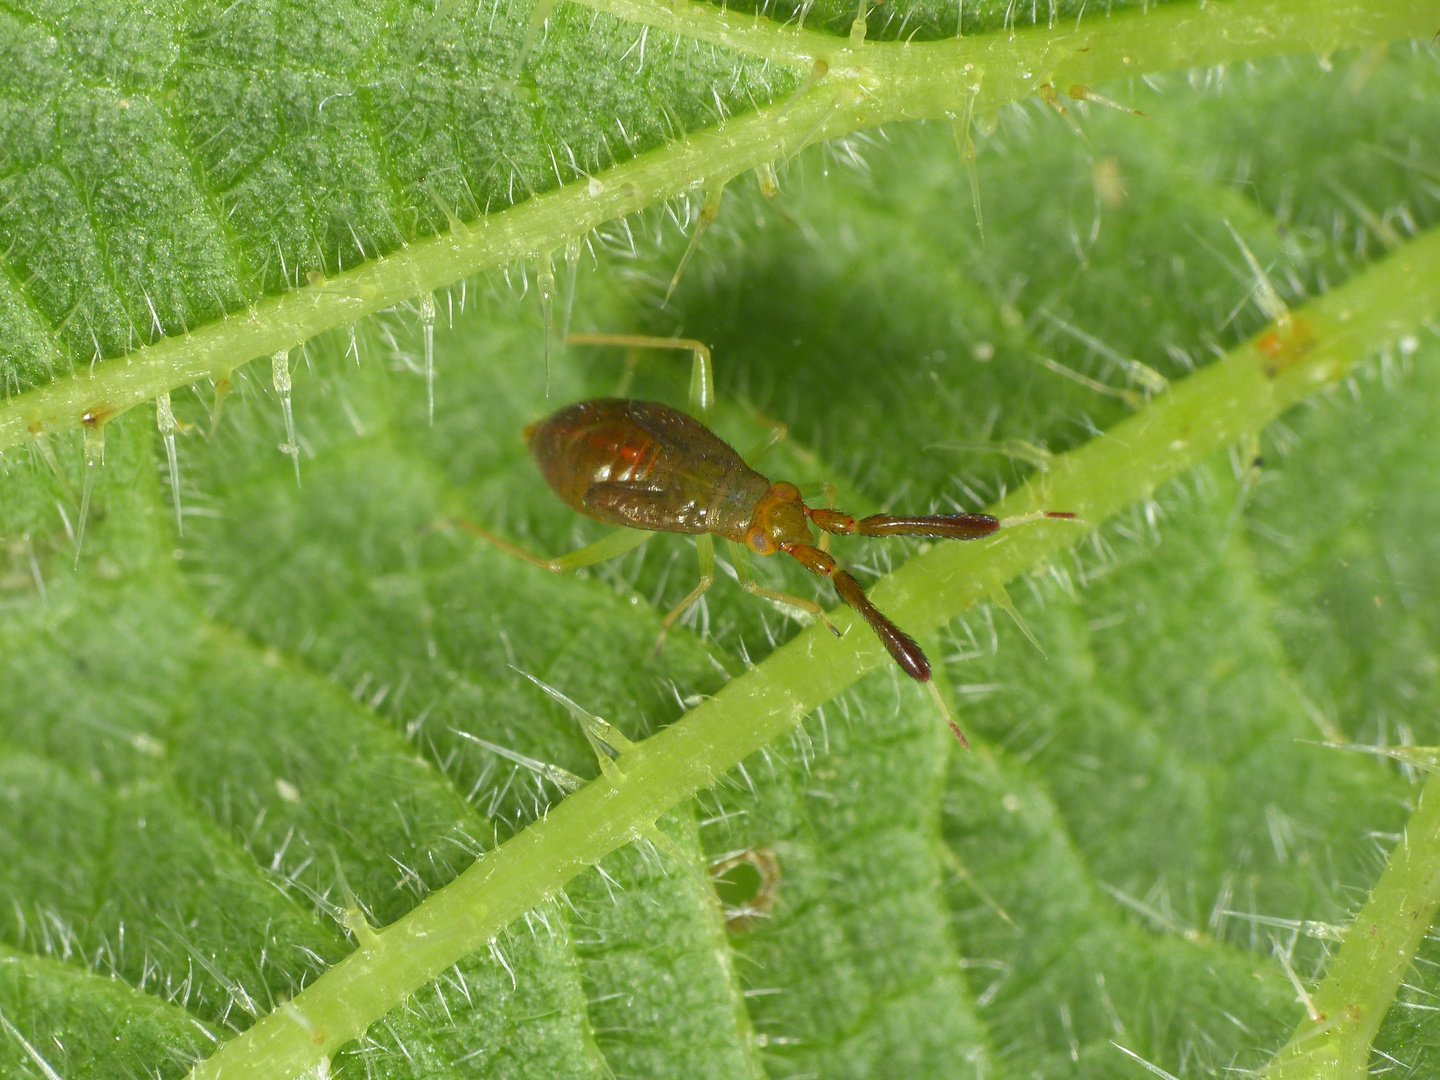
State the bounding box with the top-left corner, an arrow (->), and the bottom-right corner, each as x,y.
727,540 -> 841,636
656,533 -> 716,652
666,183 -> 727,306
513,0 -> 558,74
566,333 -> 713,423
743,414 -> 788,466
687,340 -> 714,423
615,350 -> 641,398
456,519 -> 652,572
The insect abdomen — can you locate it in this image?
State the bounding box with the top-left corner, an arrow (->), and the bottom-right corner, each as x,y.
526,399 -> 656,508
526,399 -> 769,536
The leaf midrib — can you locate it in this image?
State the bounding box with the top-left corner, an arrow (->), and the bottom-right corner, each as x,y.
10,0 -> 1434,450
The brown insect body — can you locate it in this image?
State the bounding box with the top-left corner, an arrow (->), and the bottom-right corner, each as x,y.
455,334 -> 1079,745
528,399 -> 781,543
526,397 -> 1021,684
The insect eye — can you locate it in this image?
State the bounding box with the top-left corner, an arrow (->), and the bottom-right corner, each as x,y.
747,528 -> 775,555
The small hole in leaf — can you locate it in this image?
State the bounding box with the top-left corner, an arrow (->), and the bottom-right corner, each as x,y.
709,847 -> 781,933
713,860 -> 763,906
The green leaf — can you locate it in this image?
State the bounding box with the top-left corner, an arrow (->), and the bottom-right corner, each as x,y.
1,2 -> 1439,1078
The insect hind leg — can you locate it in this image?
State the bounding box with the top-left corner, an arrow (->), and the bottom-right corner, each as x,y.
741,410 -> 788,467
727,540 -> 841,636
454,520 -> 652,573
566,333 -> 714,423
655,533 -> 716,655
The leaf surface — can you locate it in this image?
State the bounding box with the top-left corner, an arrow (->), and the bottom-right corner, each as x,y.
1,3 -> 1439,1078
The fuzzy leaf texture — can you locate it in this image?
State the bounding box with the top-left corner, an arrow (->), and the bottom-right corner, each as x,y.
1,0 -> 1439,1078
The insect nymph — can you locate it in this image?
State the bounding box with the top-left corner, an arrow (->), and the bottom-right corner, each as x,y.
462,335 -> 1071,740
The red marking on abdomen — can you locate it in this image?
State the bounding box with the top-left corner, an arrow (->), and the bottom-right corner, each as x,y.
579,429 -> 654,481
530,401 -> 677,511
612,437 -> 649,464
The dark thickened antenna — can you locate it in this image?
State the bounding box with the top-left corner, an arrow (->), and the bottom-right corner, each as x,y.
811,509 -> 1076,540
827,562 -> 969,746
786,542 -> 975,746
829,567 -> 931,682
854,513 -> 1000,539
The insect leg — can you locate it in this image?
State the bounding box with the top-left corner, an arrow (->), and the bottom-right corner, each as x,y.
565,334 -> 713,423
742,411 -> 788,467
727,540 -> 841,636
655,533 -> 716,654
666,181 -> 726,304
731,403 -> 789,466
455,520 -> 652,572
686,338 -> 714,424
